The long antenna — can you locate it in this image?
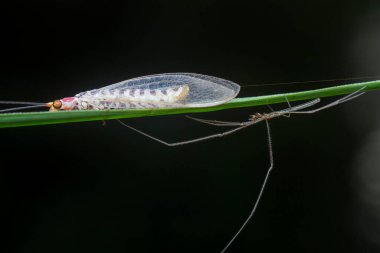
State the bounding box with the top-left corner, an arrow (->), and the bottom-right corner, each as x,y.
0,100 -> 45,105
243,75 -> 380,88
0,104 -> 47,113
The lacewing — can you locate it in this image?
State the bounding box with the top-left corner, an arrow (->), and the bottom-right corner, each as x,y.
0,73 -> 241,113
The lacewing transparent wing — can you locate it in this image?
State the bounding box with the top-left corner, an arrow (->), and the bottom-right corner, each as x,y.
0,73 -> 240,112
73,73 -> 240,110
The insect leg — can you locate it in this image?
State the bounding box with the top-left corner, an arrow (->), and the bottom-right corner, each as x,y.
185,116 -> 244,127
266,98 -> 293,118
290,87 -> 366,114
282,97 -> 292,118
266,104 -> 275,112
220,120 -> 274,253
116,119 -> 255,146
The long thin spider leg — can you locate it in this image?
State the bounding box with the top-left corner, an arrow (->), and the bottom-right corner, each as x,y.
116,119 -> 257,146
185,116 -> 244,127
220,89 -> 364,251
266,99 -> 291,118
266,104 -> 275,112
282,97 -> 292,118
220,120 -> 274,253
290,88 -> 366,114
285,97 -> 292,109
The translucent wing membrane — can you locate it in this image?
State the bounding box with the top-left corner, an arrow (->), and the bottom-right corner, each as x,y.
76,73 -> 240,108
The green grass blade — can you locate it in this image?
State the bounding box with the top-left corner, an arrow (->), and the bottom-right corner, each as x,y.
1,80 -> 379,128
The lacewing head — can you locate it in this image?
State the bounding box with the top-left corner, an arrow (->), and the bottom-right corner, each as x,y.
47,97 -> 76,111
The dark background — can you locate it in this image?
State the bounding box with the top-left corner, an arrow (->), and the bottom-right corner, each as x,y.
1,1 -> 380,252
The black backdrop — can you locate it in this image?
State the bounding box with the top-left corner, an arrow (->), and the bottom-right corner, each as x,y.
2,1 -> 380,253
